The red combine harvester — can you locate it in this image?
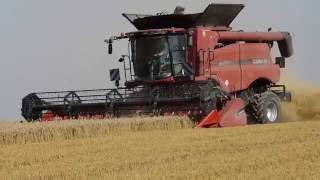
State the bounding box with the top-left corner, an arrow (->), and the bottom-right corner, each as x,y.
22,4 -> 293,128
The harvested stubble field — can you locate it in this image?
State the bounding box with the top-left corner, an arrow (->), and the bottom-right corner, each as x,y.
0,82 -> 320,180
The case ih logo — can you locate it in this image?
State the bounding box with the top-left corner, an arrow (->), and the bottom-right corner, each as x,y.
214,59 -> 268,66
251,59 -> 268,65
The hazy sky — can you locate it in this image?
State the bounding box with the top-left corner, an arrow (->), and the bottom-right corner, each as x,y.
0,0 -> 319,119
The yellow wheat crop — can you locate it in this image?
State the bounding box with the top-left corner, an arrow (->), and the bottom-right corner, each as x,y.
0,121 -> 319,180
0,116 -> 194,144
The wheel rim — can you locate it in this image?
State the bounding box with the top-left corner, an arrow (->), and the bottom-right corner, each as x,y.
266,102 -> 278,122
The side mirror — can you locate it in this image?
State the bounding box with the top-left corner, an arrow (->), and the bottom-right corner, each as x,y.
275,57 -> 285,68
118,57 -> 125,62
108,42 -> 113,55
109,69 -> 120,81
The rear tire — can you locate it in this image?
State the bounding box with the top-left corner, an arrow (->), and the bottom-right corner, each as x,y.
248,91 -> 282,124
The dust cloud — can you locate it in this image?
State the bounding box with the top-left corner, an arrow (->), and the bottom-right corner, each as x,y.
281,72 -> 320,122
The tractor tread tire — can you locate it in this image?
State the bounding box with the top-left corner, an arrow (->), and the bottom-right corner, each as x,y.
249,91 -> 281,124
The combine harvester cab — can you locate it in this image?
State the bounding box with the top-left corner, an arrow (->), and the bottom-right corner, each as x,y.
22,3 -> 293,128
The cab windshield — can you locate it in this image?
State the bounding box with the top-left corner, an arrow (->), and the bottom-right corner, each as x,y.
131,34 -> 187,80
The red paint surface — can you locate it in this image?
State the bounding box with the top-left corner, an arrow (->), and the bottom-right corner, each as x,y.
197,98 -> 247,128
190,28 -> 284,92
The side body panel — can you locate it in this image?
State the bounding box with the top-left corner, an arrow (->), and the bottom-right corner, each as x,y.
211,44 -> 241,91
239,43 -> 280,89
191,28 -> 280,92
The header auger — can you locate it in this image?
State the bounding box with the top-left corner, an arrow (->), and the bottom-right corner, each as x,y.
22,3 -> 293,128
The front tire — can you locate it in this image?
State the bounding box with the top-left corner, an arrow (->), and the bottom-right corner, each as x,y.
249,91 -> 282,124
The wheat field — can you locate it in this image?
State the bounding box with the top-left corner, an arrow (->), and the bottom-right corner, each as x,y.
0,120 -> 319,180
0,80 -> 320,179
